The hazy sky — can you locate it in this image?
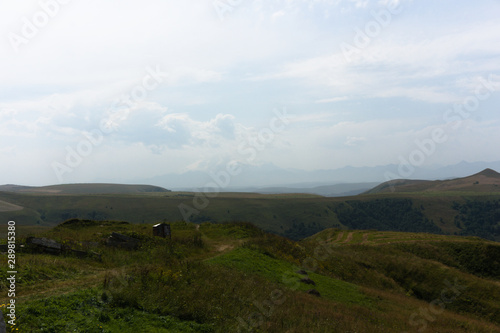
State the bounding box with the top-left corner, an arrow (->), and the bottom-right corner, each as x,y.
1,0 -> 500,185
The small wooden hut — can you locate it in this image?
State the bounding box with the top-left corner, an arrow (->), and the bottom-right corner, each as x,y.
153,223 -> 171,239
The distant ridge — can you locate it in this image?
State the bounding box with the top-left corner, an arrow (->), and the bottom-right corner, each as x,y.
471,168 -> 500,178
366,168 -> 500,194
0,183 -> 171,195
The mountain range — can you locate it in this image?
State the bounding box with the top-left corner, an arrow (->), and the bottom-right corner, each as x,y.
134,160 -> 500,196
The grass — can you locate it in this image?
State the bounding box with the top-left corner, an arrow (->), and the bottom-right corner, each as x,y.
207,247 -> 372,306
1,219 -> 499,332
307,228 -> 497,246
10,288 -> 214,332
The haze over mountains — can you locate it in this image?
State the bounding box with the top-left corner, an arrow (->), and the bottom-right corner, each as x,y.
3,160 -> 500,197
136,160 -> 500,196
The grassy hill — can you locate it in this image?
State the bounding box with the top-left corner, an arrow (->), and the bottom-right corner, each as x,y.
1,190 -> 500,241
0,221 -> 499,332
1,170 -> 499,241
0,183 -> 171,195
366,168 -> 500,194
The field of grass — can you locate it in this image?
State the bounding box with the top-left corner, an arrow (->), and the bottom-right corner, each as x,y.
207,247 -> 372,306
9,288 -> 213,332
308,229 -> 491,246
1,219 -> 499,332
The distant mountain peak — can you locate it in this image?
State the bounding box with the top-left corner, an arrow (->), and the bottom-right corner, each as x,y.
365,168 -> 500,194
473,168 -> 500,178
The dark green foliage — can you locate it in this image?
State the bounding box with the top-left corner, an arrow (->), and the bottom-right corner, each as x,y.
284,221 -> 324,240
392,241 -> 500,279
334,199 -> 442,233
452,199 -> 500,241
441,242 -> 500,278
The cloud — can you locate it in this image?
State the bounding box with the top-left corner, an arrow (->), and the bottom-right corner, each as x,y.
155,113 -> 236,149
315,96 -> 349,103
1,0 -> 500,185
250,13 -> 500,104
345,136 -> 366,146
349,0 -> 369,8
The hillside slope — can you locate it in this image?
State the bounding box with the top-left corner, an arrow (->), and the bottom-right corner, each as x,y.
1,190 -> 500,241
0,183 -> 171,194
1,221 -> 499,332
367,168 -> 500,194
1,170 -> 500,241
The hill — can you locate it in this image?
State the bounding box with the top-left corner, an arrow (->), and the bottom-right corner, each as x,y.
1,170 -> 500,242
247,182 -> 381,197
143,160 -> 500,188
1,188 -> 500,241
0,183 -> 171,195
366,168 -> 500,194
1,221 -> 499,332
0,199 -> 23,212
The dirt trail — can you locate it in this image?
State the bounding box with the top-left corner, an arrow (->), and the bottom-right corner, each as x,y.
361,233 -> 369,244
216,244 -> 234,252
343,232 -> 354,243
324,231 -> 347,243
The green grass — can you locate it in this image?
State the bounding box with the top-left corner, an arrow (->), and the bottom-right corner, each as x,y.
9,288 -> 214,332
208,247 -> 374,307
1,220 -> 500,332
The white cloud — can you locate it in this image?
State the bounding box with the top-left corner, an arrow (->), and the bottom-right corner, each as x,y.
315,96 -> 349,103
1,0 -> 500,185
350,0 -> 369,8
250,13 -> 500,103
345,136 -> 366,146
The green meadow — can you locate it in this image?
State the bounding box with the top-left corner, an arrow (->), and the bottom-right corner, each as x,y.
1,220 -> 499,332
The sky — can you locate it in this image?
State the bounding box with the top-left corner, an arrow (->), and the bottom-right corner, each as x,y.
1,0 -> 500,186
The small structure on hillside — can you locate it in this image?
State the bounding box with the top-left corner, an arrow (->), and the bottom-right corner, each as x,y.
153,223 -> 171,239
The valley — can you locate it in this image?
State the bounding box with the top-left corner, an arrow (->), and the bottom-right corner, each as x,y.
0,169 -> 499,332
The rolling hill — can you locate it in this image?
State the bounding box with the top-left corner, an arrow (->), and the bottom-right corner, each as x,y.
1,172 -> 500,331
0,183 -> 171,195
1,220 -> 499,332
366,168 -> 500,194
1,169 -> 500,241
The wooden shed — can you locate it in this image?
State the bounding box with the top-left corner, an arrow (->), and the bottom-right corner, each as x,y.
153,223 -> 171,239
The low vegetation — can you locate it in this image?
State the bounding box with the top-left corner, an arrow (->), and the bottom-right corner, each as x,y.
2,188 -> 500,241
453,198 -> 500,241
333,198 -> 442,233
1,220 -> 499,332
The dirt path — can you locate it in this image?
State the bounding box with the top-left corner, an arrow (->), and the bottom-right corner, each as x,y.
343,232 -> 354,243
216,244 -> 234,252
361,233 -> 369,244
